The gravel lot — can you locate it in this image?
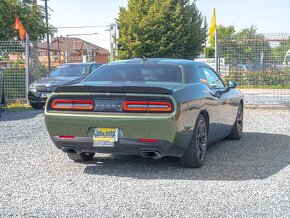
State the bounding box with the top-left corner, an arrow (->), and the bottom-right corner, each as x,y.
0,109 -> 290,217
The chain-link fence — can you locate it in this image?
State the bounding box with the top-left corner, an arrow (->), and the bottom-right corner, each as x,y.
220,33 -> 290,106
0,40 -> 49,102
0,41 -> 26,100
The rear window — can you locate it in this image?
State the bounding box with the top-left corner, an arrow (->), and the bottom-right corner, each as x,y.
83,64 -> 182,83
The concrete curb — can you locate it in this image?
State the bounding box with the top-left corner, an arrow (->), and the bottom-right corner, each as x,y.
245,104 -> 290,110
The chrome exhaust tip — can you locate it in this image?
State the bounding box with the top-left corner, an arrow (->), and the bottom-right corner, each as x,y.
140,151 -> 162,160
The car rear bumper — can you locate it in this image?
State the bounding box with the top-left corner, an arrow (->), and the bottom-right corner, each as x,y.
51,136 -> 187,157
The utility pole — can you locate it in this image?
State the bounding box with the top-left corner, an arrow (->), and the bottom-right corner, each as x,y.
44,0 -> 51,71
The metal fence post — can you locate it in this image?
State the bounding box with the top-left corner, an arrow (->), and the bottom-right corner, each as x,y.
25,34 -> 30,105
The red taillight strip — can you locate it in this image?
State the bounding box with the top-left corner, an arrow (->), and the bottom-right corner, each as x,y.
59,135 -> 76,139
123,101 -> 173,112
139,138 -> 158,143
123,101 -> 148,111
147,101 -> 172,112
51,99 -> 94,111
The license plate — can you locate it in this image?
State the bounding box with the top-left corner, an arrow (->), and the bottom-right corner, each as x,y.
41,93 -> 50,98
93,128 -> 118,147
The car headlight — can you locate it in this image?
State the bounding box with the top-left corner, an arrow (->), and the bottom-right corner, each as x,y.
29,82 -> 36,92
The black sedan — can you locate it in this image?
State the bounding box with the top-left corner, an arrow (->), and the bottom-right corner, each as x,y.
28,62 -> 102,109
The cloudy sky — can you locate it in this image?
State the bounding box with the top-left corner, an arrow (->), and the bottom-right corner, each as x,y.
41,0 -> 290,50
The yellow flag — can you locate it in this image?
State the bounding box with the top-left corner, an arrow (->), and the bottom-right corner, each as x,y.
209,8 -> 217,44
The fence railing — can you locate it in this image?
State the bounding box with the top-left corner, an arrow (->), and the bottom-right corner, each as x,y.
219,33 -> 290,106
1,34 -> 290,106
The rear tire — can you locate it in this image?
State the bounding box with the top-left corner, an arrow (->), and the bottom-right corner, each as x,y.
226,104 -> 243,140
30,102 -> 45,109
180,114 -> 208,168
67,152 -> 95,162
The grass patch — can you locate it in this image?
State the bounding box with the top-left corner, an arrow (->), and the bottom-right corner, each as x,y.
5,102 -> 31,111
239,84 -> 290,89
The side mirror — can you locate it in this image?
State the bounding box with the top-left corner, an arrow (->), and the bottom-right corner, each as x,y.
228,81 -> 238,89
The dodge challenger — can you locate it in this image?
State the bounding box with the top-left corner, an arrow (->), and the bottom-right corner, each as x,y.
44,58 -> 243,168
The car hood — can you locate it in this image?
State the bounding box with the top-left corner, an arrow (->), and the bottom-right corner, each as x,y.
33,76 -> 85,87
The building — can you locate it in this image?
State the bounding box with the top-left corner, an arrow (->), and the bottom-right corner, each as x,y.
37,37 -> 110,66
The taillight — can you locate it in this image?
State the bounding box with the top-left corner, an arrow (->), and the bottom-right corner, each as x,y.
123,101 -> 173,112
51,99 -> 94,111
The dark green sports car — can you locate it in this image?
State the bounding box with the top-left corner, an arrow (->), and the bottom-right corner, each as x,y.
44,58 -> 243,168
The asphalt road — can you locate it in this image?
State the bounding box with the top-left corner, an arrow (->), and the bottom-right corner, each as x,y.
0,109 -> 290,217
241,89 -> 290,106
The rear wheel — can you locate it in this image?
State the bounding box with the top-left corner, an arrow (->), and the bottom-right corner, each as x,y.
30,102 -> 45,109
180,114 -> 208,168
67,152 -> 95,162
226,104 -> 243,140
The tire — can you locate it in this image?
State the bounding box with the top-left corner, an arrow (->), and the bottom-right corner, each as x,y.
30,102 -> 45,109
67,152 -> 95,162
180,114 -> 208,168
226,104 -> 243,140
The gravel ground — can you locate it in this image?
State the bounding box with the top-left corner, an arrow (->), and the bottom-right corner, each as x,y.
0,109 -> 290,217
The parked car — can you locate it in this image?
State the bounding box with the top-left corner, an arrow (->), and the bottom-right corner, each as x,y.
0,67 -> 4,117
44,58 -> 244,168
28,62 -> 102,109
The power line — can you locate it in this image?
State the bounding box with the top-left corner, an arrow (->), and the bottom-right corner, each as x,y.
57,25 -> 108,29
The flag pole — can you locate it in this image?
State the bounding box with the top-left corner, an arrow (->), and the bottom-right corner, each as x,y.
25,33 -> 30,105
215,29 -> 219,75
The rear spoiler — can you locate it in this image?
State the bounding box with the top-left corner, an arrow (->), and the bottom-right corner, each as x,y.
54,85 -> 174,94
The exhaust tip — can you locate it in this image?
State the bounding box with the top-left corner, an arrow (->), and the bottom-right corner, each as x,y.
140,151 -> 162,160
62,147 -> 77,153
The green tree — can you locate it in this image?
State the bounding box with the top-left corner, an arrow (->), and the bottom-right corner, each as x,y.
117,0 -> 207,59
0,0 -> 56,41
206,25 -> 235,58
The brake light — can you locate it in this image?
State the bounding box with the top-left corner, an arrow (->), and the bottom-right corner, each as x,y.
51,99 -> 94,111
123,101 -> 148,111
123,101 -> 173,112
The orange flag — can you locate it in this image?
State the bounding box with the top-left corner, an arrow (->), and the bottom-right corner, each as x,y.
14,15 -> 26,41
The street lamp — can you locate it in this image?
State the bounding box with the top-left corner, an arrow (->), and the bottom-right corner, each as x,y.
105,23 -> 116,62
65,33 -> 98,63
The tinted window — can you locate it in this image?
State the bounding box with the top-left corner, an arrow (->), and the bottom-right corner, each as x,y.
84,64 -> 182,83
49,64 -> 90,77
90,64 -> 102,73
201,68 -> 225,89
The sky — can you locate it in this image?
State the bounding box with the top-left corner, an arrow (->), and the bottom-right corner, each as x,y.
40,0 -> 290,51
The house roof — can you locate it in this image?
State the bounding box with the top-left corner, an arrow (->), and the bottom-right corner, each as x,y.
37,37 -> 110,55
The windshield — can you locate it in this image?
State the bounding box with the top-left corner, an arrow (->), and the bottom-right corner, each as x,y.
49,64 -> 90,77
83,64 -> 182,83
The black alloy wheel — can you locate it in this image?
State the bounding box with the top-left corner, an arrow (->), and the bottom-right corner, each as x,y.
180,114 -> 208,168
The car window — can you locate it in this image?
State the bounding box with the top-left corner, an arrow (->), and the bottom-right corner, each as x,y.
49,64 -> 90,77
201,68 -> 225,89
90,64 -> 102,73
84,64 -> 182,83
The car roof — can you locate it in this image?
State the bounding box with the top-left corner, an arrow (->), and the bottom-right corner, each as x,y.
110,58 -> 202,66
